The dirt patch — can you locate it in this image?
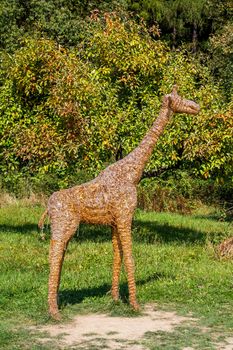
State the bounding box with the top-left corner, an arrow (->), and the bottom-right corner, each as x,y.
217,337 -> 233,350
34,304 -> 196,349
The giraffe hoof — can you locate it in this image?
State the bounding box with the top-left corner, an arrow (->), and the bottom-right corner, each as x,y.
131,302 -> 140,311
111,293 -> 120,302
110,287 -> 120,301
49,310 -> 62,321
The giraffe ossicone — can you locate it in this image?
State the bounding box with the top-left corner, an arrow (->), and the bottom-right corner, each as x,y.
39,85 -> 200,320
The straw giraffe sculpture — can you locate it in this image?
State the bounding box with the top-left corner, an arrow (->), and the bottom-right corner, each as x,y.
39,85 -> 200,320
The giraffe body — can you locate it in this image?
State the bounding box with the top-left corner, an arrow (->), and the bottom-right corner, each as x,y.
48,176 -> 137,227
40,86 -> 200,320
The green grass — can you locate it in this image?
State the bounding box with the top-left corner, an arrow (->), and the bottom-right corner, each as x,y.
143,326 -> 217,350
0,202 -> 232,349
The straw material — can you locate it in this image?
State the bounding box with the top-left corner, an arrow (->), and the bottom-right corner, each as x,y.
39,86 -> 200,320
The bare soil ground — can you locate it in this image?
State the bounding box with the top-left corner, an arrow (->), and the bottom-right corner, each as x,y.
37,305 -> 190,349
33,304 -> 233,349
35,305 -> 190,350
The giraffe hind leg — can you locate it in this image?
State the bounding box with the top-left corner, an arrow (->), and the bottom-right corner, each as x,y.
117,221 -> 139,311
111,225 -> 123,302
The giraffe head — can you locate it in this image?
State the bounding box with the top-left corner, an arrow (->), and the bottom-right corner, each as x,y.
165,85 -> 200,115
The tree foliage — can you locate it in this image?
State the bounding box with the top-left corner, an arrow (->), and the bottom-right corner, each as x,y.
208,21 -> 233,101
0,0 -> 127,52
127,0 -> 233,52
1,13 -> 232,189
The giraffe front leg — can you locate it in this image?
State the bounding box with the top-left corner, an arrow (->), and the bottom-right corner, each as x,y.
111,225 -> 123,302
117,222 -> 140,311
48,214 -> 79,320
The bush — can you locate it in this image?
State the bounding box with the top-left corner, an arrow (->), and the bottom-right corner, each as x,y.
0,13 -> 232,198
0,170 -> 93,198
137,171 -> 233,213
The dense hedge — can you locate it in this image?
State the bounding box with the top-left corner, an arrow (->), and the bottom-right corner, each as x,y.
0,11 -> 232,204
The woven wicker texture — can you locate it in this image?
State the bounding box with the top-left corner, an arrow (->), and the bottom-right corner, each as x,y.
39,86 -> 200,320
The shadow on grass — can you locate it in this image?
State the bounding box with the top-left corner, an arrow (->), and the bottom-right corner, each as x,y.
59,283 -> 111,307
76,221 -> 207,245
59,272 -> 168,307
193,213 -> 233,223
0,223 -> 38,234
0,219 -> 208,244
75,220 -> 210,245
133,220 -> 206,244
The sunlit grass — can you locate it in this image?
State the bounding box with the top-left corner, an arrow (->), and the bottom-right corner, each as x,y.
0,203 -> 232,348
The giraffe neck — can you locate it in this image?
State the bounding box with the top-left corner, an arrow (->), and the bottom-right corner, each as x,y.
116,99 -> 173,184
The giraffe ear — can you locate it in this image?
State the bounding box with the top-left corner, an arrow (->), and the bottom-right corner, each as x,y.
167,94 -> 172,105
172,85 -> 178,95
163,94 -> 172,107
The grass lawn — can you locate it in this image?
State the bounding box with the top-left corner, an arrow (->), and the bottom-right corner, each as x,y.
0,200 -> 232,349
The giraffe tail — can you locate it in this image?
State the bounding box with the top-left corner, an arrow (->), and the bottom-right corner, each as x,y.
38,209 -> 48,230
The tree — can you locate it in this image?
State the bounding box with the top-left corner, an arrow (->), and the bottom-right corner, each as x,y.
127,0 -> 232,52
0,0 -> 127,52
178,0 -> 208,53
0,0 -> 24,51
208,21 -> 233,101
0,13 -> 231,188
